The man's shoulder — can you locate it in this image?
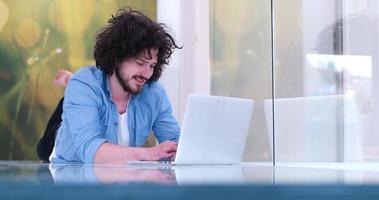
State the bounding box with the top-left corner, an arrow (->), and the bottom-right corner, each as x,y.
63,66 -> 108,109
65,66 -> 106,96
71,66 -> 104,83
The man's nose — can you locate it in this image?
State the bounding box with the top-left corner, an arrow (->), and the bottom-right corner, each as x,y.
141,65 -> 153,78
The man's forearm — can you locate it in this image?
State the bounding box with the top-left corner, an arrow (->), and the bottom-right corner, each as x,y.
93,143 -> 148,164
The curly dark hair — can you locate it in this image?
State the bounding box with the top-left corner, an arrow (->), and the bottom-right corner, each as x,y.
94,7 -> 181,83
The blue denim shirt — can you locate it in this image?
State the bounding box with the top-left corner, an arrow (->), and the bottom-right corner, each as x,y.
52,66 -> 180,164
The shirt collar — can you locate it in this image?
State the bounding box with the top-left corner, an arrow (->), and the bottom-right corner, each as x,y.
102,71 -> 113,100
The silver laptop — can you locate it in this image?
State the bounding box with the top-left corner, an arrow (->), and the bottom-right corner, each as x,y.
129,94 -> 254,165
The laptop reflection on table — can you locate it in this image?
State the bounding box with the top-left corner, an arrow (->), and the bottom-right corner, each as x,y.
128,94 -> 254,166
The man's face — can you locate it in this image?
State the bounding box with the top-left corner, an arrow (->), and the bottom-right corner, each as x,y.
115,49 -> 158,94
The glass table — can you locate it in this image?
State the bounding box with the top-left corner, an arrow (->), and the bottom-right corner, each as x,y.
2,161 -> 379,199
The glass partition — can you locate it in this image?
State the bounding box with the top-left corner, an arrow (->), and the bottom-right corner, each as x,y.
273,0 -> 379,162
211,0 -> 379,163
210,0 -> 272,161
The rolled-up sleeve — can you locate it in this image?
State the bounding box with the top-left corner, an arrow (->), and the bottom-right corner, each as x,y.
64,79 -> 107,163
152,86 -> 180,143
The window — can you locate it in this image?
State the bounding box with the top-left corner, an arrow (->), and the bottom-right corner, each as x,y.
210,0 -> 379,163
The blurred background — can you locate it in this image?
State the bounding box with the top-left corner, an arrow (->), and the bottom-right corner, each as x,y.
0,0 -> 156,160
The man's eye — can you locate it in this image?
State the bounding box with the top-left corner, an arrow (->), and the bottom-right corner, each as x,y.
135,60 -> 144,65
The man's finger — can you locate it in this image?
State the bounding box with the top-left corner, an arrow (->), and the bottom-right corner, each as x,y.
163,143 -> 177,152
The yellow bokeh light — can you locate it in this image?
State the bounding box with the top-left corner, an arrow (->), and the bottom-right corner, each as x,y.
15,18 -> 41,48
48,0 -> 94,36
0,0 -> 9,32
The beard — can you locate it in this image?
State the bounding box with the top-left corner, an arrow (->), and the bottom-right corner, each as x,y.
115,68 -> 146,95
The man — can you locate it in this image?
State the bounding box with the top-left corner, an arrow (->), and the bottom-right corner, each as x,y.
49,7 -> 181,164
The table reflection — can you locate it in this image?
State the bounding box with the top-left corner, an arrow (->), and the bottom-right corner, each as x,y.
49,164 -> 176,184
47,163 -> 247,185
3,161 -> 379,185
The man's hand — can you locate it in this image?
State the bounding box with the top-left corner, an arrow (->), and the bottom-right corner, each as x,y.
143,141 -> 177,161
94,142 -> 178,164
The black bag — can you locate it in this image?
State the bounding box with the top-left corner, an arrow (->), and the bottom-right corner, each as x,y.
36,98 -> 64,162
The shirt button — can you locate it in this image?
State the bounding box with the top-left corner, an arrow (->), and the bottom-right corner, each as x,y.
114,122 -> 118,126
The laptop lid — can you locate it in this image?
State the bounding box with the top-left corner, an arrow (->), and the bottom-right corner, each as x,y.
174,94 -> 254,165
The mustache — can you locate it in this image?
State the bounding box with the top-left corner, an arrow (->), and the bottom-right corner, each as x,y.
132,75 -> 148,81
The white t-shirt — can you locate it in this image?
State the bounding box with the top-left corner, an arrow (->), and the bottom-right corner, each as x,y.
117,112 -> 130,146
